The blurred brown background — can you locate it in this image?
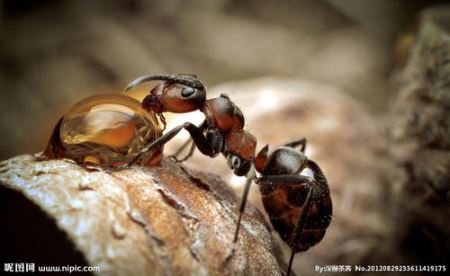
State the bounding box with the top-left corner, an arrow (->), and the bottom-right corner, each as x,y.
0,0 -> 445,159
1,1 -> 449,275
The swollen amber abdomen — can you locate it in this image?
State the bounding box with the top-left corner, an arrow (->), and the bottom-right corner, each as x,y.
44,94 -> 162,167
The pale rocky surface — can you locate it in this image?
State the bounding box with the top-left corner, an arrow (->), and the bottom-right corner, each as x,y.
0,155 -> 285,276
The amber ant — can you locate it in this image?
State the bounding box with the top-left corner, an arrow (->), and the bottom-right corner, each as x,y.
125,74 -> 332,276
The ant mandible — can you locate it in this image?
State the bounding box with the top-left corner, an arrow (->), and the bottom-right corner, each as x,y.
125,74 -> 332,276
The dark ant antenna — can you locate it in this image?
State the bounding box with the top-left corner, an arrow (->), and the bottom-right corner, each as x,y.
124,74 -> 205,92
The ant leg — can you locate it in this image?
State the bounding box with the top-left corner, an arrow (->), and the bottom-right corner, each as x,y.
233,167 -> 256,243
283,137 -> 307,153
287,186 -> 313,276
172,139 -> 193,158
259,161 -> 328,194
257,174 -> 312,186
130,122 -> 214,165
169,120 -> 207,162
259,174 -> 313,276
170,140 -> 195,163
258,167 -> 322,276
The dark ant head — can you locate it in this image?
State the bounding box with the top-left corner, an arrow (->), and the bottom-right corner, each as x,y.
125,74 -> 206,113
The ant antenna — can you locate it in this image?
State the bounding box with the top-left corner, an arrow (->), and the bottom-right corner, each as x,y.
124,74 -> 205,92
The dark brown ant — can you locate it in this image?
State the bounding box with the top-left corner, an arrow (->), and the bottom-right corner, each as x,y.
255,139 -> 332,276
125,74 -> 332,276
125,74 -> 257,177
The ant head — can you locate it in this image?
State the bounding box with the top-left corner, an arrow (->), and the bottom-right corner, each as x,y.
125,74 -> 206,113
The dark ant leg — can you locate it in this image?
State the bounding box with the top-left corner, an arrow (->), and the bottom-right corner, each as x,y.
257,174 -> 313,186
130,122 -> 214,165
170,140 -> 195,163
233,167 -> 256,243
258,161 -> 325,276
287,186 -> 313,276
283,137 -> 307,152
169,120 -> 207,162
257,173 -> 313,276
172,139 -> 193,158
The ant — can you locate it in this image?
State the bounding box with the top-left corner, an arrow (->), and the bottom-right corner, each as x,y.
125,74 -> 256,177
254,140 -> 332,275
125,74 -> 332,276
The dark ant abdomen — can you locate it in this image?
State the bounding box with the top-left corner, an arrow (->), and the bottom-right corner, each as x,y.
258,176 -> 332,252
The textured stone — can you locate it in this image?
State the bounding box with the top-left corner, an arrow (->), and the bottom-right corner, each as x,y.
0,155 -> 284,275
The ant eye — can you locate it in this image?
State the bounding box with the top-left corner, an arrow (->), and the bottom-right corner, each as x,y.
160,83 -> 206,112
181,87 -> 195,97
